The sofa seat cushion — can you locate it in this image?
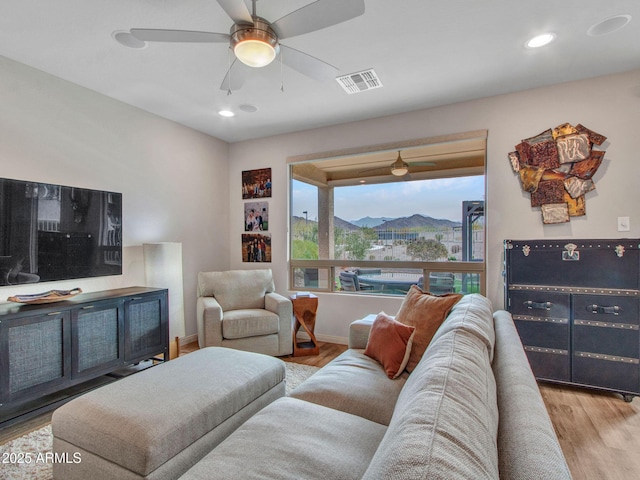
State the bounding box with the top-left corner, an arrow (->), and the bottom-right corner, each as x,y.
179,397 -> 387,480
222,309 -> 279,339
289,348 -> 406,426
363,293 -> 499,479
52,348 -> 285,477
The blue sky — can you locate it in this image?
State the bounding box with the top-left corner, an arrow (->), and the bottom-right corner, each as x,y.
292,175 -> 485,223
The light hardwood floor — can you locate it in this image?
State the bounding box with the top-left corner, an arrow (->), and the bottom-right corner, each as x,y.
539,382 -> 640,479
2,341 -> 640,480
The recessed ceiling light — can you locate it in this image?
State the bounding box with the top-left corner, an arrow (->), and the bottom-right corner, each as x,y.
526,33 -> 556,49
588,14 -> 632,36
218,110 -> 235,117
112,30 -> 146,49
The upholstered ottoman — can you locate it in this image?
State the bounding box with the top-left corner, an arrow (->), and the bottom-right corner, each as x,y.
52,347 -> 285,480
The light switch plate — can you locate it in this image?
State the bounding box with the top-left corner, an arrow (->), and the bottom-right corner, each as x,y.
618,216 -> 630,232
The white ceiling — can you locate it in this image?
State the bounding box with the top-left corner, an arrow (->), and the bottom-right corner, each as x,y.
1,0 -> 638,143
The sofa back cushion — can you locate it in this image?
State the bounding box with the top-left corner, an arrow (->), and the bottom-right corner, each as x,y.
431,293 -> 496,361
198,269 -> 275,311
362,293 -> 499,479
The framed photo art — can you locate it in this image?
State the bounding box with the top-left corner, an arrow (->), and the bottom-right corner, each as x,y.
242,233 -> 271,263
242,168 -> 272,199
244,201 -> 269,231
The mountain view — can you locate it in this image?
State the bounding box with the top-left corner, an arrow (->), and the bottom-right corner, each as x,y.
293,214 -> 461,230
349,216 -> 394,228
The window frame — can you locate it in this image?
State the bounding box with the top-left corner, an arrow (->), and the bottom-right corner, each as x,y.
288,130 -> 487,296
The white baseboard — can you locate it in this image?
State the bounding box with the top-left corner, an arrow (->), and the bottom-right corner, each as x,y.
178,332 -> 346,347
315,333 -> 348,345
179,334 -> 198,346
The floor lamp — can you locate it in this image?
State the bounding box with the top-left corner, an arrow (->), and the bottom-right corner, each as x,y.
143,242 -> 185,359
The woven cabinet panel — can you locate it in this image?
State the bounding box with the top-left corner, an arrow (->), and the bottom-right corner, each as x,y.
77,308 -> 119,371
8,318 -> 63,393
129,301 -> 161,352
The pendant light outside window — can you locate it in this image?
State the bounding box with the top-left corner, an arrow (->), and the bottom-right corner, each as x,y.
391,151 -> 409,176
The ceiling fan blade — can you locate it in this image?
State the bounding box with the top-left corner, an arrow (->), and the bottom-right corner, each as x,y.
130,29 -> 229,43
358,166 -> 390,175
219,58 -> 249,91
408,161 -> 436,167
216,0 -> 254,25
279,44 -> 338,82
271,0 -> 365,40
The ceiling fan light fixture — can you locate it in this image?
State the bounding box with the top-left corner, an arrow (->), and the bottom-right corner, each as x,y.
390,151 -> 409,176
391,165 -> 409,176
231,19 -> 280,68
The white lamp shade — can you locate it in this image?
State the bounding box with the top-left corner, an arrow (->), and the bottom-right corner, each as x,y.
143,242 -> 185,340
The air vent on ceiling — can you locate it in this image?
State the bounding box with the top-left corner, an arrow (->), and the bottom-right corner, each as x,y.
336,69 -> 383,94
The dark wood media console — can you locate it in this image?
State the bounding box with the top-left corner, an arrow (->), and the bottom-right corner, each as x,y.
0,287 -> 168,427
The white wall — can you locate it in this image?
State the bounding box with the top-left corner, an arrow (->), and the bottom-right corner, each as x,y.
0,56 -> 231,338
3,54 -> 638,346
229,69 -> 640,344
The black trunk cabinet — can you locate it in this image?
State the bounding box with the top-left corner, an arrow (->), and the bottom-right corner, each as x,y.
504,239 -> 639,402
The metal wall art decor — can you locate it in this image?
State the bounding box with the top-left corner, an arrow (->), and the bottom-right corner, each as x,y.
508,123 -> 607,224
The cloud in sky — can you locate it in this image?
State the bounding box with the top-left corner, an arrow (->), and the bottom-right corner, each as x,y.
292,175 -> 484,222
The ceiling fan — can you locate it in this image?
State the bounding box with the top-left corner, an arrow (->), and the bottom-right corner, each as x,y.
114,0 -> 365,91
360,151 -> 436,178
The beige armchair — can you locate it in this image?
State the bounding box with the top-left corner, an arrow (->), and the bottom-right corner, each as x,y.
196,269 -> 293,356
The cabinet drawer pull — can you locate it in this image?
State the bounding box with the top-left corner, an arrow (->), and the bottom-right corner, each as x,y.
47,312 -> 62,316
587,304 -> 622,315
81,305 -> 95,310
525,300 -> 552,310
132,297 -> 143,301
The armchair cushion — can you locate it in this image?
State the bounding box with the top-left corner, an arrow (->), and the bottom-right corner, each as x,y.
223,310 -> 280,339
198,269 -> 276,311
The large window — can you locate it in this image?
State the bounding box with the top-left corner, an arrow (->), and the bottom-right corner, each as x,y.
289,131 -> 487,296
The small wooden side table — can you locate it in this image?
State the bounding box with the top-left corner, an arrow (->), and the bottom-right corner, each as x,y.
290,293 -> 319,356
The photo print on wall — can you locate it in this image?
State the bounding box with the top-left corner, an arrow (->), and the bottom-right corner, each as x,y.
242,168 -> 272,199
245,201 -> 269,231
242,233 -> 271,263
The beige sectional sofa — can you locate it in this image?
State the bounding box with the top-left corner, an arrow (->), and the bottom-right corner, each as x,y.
180,293 -> 572,479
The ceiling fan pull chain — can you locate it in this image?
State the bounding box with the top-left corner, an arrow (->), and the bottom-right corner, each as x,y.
227,46 -> 233,95
280,50 -> 284,93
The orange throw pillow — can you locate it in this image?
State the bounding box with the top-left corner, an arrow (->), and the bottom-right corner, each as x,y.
364,312 -> 416,379
395,285 -> 463,372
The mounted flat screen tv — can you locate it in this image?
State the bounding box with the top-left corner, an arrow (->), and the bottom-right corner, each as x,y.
0,177 -> 122,286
